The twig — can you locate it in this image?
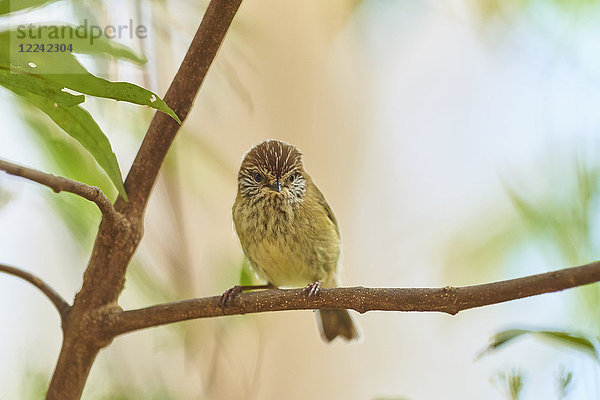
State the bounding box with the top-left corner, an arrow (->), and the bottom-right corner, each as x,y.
0,159 -> 119,221
0,263 -> 70,320
107,260 -> 600,336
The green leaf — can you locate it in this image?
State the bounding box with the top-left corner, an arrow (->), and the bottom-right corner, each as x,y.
6,23 -> 146,63
4,84 -> 128,200
0,0 -> 59,15
480,328 -> 600,362
485,329 -> 530,352
23,24 -> 147,64
537,330 -> 599,360
239,258 -> 258,286
0,30 -> 181,123
48,74 -> 181,124
20,104 -> 115,242
0,27 -> 181,196
556,366 -> 573,400
19,366 -> 50,400
0,68 -> 84,107
492,369 -> 525,400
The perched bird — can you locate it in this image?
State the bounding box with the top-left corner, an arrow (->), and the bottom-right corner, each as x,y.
222,140 -> 358,342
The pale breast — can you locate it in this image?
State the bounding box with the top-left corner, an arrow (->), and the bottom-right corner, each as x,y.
232,196 -> 340,288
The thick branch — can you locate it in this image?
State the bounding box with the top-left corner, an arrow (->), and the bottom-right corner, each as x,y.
46,3 -> 244,399
107,261 -> 600,336
0,159 -> 117,221
0,263 -> 70,320
73,0 -> 244,312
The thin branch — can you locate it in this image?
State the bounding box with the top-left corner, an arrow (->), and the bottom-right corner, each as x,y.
0,159 -> 118,221
107,260 -> 600,337
0,263 -> 70,320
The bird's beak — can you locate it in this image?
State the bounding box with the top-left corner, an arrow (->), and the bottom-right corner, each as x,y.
267,180 -> 282,193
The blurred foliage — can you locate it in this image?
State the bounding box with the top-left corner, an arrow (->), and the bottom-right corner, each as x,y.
503,159 -> 599,266
373,397 -> 412,400
20,368 -> 50,400
492,369 -> 525,400
126,261 -> 175,305
556,366 -> 573,399
444,217 -> 528,285
489,364 -> 575,400
239,257 -> 260,286
479,328 -> 600,362
505,157 -> 600,328
447,151 -> 600,396
446,150 -> 600,314
471,0 -> 600,22
96,385 -> 179,400
0,183 -> 12,210
0,0 -> 60,15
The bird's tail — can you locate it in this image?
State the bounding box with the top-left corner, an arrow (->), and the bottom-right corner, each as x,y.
316,309 -> 359,342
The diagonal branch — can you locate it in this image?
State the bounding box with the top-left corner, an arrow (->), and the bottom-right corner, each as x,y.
106,260 -> 600,337
73,0 -> 244,311
116,0 -> 244,218
0,159 -> 119,221
46,3 -> 245,399
0,263 -> 70,320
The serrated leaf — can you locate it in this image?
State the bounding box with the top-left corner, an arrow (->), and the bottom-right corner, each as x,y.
4,84 -> 128,200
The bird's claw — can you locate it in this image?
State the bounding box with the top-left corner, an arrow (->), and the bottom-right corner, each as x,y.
220,285 -> 243,310
303,281 -> 322,297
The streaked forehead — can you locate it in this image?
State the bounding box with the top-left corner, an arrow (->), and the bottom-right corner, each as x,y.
241,140 -> 303,176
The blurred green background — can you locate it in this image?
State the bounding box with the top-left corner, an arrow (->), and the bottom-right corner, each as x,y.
1,0 -> 600,399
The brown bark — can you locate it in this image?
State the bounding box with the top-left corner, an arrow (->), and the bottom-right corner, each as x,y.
0,159 -> 116,220
45,1 -> 244,398
103,260 -> 600,336
0,264 -> 69,319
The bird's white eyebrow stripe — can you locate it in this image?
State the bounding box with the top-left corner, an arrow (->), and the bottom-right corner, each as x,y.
283,149 -> 291,172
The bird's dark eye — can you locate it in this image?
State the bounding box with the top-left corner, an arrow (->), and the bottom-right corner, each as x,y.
288,173 -> 297,183
253,172 -> 263,183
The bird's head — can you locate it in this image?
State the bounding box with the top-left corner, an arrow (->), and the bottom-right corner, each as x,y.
237,140 -> 307,205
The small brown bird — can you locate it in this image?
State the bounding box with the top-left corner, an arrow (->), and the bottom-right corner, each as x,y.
222,140 -> 358,342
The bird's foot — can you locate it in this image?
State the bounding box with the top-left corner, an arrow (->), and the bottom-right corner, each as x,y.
303,280 -> 322,297
219,284 -> 276,311
219,285 -> 244,310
